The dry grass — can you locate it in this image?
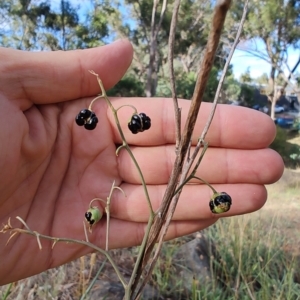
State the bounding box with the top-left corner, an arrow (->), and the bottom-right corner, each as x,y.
1,168 -> 300,299
263,169 -> 300,256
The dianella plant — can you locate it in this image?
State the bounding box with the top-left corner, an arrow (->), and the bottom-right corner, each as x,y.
1,0 -> 249,299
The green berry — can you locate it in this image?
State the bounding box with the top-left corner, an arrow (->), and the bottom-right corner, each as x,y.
209,192 -> 232,214
85,206 -> 103,227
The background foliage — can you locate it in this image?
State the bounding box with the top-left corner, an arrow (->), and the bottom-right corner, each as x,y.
1,0 -> 299,107
5,0 -> 299,103
1,1 -> 300,299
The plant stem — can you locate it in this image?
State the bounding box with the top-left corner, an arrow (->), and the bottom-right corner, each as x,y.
88,71 -> 157,298
80,258 -> 107,300
168,0 -> 182,148
132,2 -> 233,297
2,282 -> 12,300
88,71 -> 154,216
10,217 -> 128,288
200,0 -> 249,141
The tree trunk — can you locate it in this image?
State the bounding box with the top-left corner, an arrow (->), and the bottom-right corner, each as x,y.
268,66 -> 276,120
145,42 -> 158,97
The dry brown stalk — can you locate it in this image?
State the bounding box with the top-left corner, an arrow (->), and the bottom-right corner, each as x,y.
130,1 -> 233,298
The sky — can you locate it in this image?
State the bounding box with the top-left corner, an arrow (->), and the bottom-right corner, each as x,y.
231,42 -> 300,80
50,0 -> 300,80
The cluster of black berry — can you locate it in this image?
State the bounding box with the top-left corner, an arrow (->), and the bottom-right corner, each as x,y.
75,109 -> 98,130
128,113 -> 151,134
209,192 -> 232,214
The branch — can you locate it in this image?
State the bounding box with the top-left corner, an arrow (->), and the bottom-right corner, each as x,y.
145,0 -> 168,97
134,1 -> 248,297
237,45 -> 272,64
200,0 -> 249,140
168,0 -> 182,148
135,1 -> 150,45
131,1 -> 232,298
153,0 -> 167,40
285,55 -> 300,85
1,217 -> 127,288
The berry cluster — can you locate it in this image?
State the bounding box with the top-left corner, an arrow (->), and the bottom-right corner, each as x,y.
75,109 -> 98,130
209,192 -> 232,214
128,113 -> 151,134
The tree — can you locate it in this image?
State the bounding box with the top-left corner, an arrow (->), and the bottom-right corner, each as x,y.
1,0 -> 231,99
113,0 -> 215,97
224,74 -> 241,101
239,67 -> 252,83
0,0 -> 112,50
232,0 -> 300,119
44,0 -> 79,50
75,0 -> 117,49
0,0 -> 79,50
253,73 -> 269,85
0,0 -> 49,49
107,75 -> 145,97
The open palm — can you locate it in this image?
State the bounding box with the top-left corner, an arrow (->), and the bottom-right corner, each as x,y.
0,40 -> 284,285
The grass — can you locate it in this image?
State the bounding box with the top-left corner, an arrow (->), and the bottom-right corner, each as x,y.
149,171 -> 300,299
1,128 -> 300,299
2,170 -> 299,300
270,126 -> 300,168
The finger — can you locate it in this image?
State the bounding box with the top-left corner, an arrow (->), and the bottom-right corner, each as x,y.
108,183 -> 267,222
117,146 -> 284,185
0,40 -> 133,109
83,218 -> 217,250
47,218 -> 216,270
101,98 -> 276,149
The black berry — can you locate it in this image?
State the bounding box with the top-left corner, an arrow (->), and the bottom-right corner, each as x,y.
75,109 -> 98,130
85,212 -> 92,223
128,113 -> 151,134
84,115 -> 98,130
140,113 -> 151,130
75,115 -> 85,126
128,115 -> 142,134
79,109 -> 92,119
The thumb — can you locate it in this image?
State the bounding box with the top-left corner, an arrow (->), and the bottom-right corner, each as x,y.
0,39 -> 133,109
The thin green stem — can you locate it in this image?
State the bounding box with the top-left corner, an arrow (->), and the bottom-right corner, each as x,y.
115,104 -> 138,114
11,217 -> 127,288
123,144 -> 153,214
193,176 -> 217,194
174,140 -> 209,195
110,100 -> 153,216
105,182 -> 126,251
89,71 -> 153,215
2,282 -> 12,300
88,71 -> 156,297
80,258 -> 107,300
126,212 -> 155,298
105,183 -> 114,252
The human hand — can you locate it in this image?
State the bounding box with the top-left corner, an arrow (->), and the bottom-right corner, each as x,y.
0,40 -> 284,285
